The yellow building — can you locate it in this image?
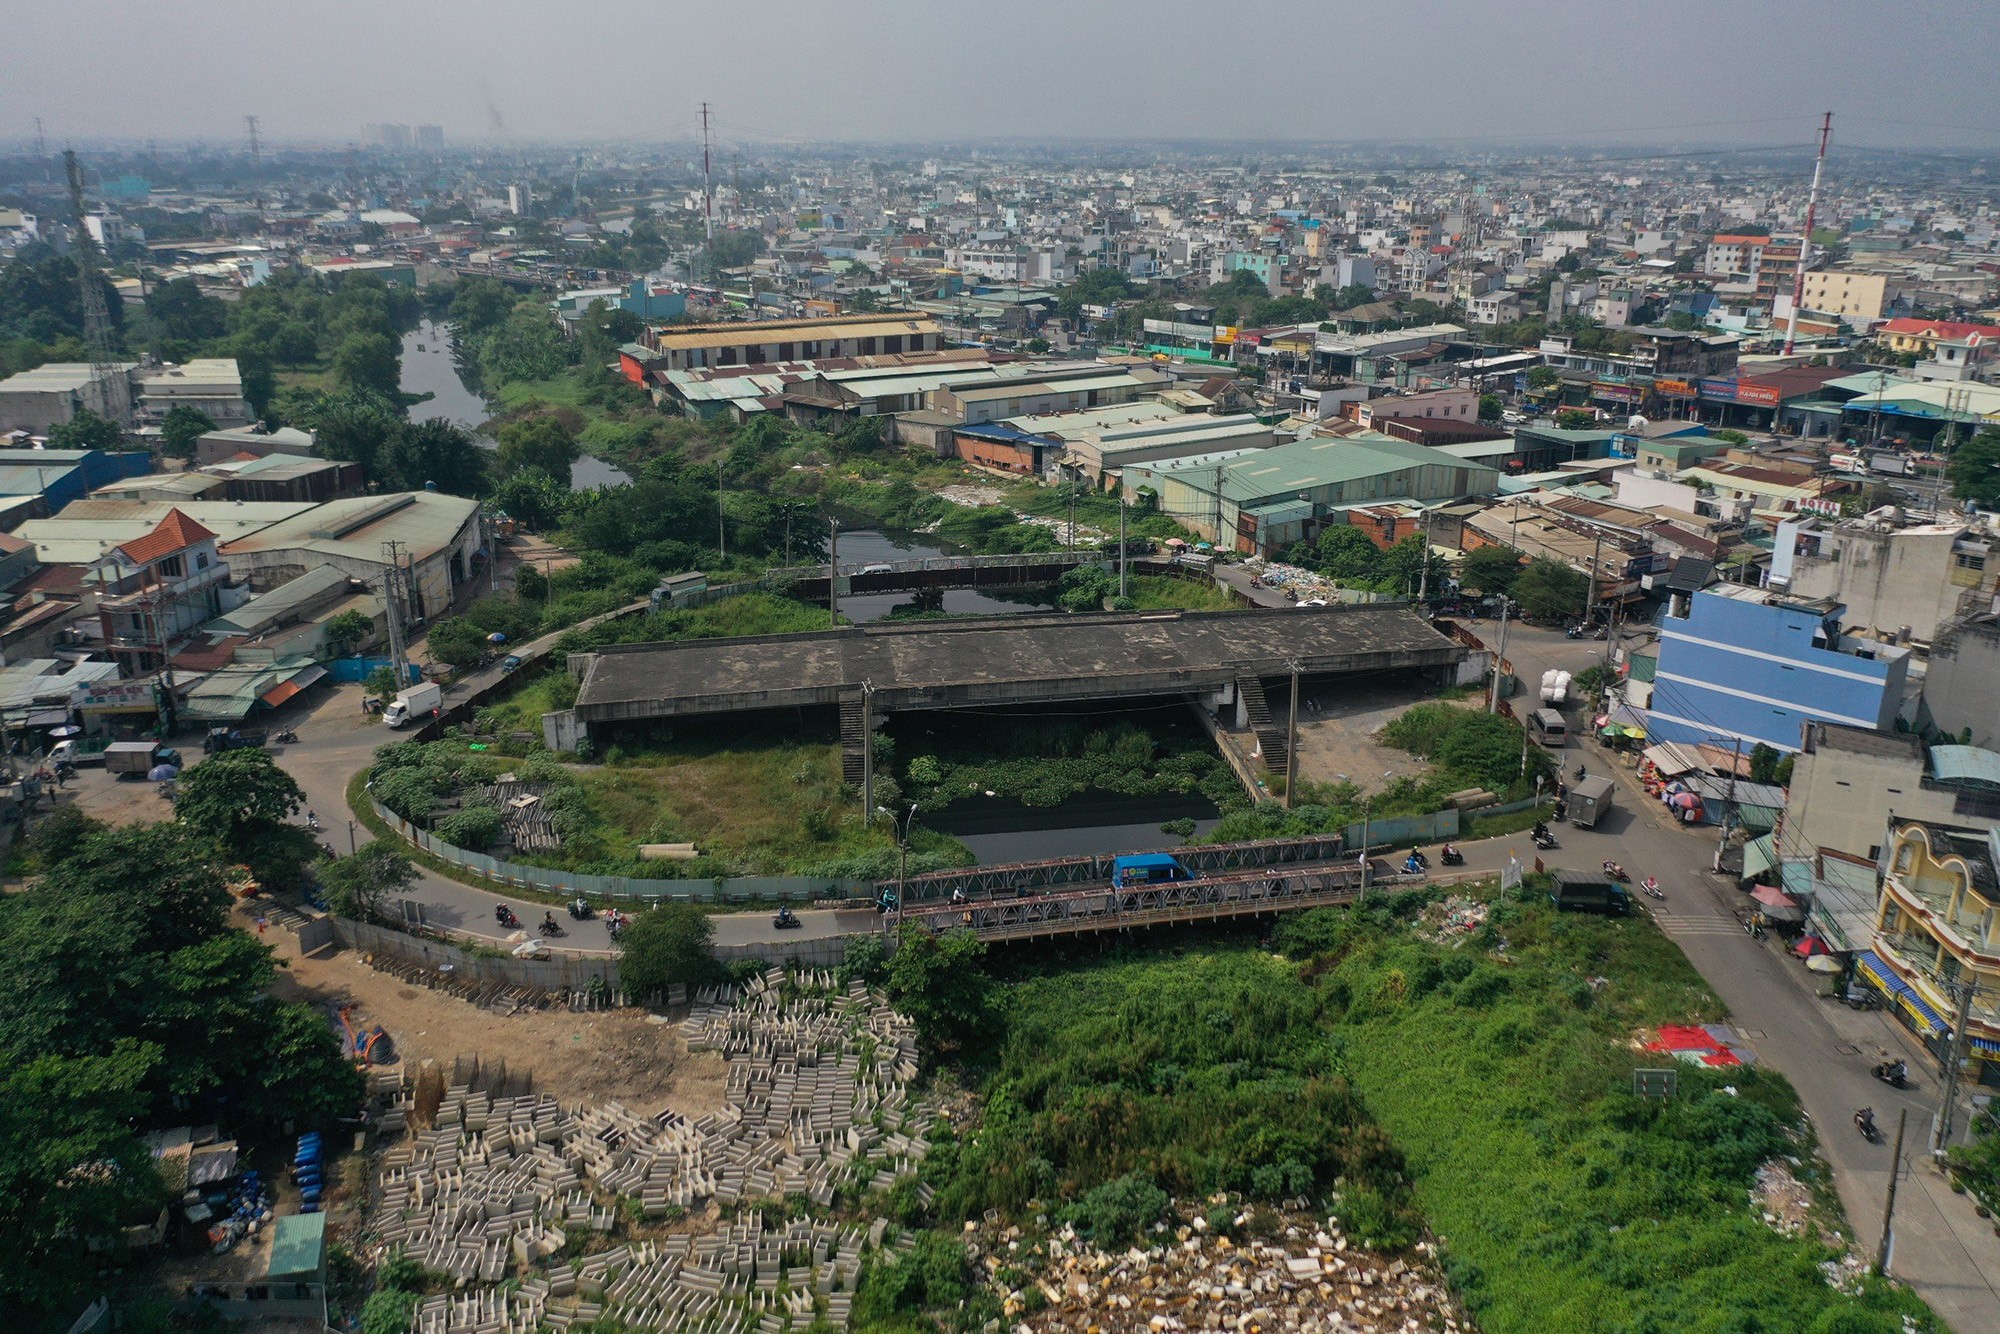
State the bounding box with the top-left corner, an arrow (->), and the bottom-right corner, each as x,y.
1799,270 -> 1890,323
1867,822 -> 2000,1085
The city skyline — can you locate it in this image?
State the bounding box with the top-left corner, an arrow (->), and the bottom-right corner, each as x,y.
6,0 -> 2000,152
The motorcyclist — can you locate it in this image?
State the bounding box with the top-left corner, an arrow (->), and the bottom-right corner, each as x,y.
1532,821 -> 1548,839
495,903 -> 512,925
542,911 -> 558,934
1575,763 -> 1588,781
306,808 -> 320,830
1854,1106 -> 1875,1133
950,888 -> 967,906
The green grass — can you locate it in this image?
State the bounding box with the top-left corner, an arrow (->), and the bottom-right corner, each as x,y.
490,371 -> 604,416
1286,884 -> 1936,1332
1123,574 -> 1243,612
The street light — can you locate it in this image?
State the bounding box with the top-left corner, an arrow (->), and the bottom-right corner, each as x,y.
877,803 -> 918,906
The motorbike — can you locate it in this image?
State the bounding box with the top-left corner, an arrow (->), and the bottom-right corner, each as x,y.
274,728 -> 299,745
1872,1060 -> 1909,1089
875,892 -> 900,915
538,917 -> 565,938
567,897 -> 594,921
1854,1108 -> 1879,1143
1439,845 -> 1465,867
495,905 -> 521,930
1402,857 -> 1428,876
772,907 -> 802,930
1532,829 -> 1560,851
1640,876 -> 1665,901
1601,861 -> 1628,882
1845,989 -> 1882,1012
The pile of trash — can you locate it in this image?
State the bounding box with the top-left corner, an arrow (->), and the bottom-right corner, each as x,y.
1246,559 -> 1339,602
1414,895 -> 1490,946
980,1204 -> 1468,1334
204,1170 -> 274,1255
1753,1159 -> 1867,1294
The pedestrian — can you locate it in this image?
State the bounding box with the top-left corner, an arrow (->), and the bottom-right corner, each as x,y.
255,915 -> 268,937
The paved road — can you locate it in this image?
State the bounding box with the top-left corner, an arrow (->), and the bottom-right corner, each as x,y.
1455,619 -> 2000,1333
259,624 -> 2000,1327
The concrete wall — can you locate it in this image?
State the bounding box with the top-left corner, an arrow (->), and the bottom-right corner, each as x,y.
1787,525 -> 1966,643
1785,732 -> 1941,862
331,913 -> 863,982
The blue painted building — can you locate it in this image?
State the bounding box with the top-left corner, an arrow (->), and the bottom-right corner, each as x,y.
1648,586 -> 1910,754
623,279 -> 687,322
0,448 -> 154,514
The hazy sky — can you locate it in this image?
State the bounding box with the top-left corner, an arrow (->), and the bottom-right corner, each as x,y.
8,0 -> 1999,152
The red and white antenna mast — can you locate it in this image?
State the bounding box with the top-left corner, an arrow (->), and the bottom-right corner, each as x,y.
1783,112 -> 1833,358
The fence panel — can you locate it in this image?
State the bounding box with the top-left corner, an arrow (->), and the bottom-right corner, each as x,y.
1344,809 -> 1459,851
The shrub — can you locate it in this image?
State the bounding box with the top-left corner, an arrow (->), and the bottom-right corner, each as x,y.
1070,1173 -> 1169,1247
836,932 -> 890,987
435,802 -> 503,850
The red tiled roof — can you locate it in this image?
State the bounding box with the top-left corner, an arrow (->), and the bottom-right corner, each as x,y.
1877,318 -> 2000,342
115,508 -> 216,567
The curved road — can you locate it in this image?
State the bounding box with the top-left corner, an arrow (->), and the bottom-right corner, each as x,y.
275,652 -> 1999,1329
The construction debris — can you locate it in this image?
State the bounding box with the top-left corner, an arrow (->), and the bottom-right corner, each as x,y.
1414,895 -> 1489,947
365,971 -> 932,1332
985,1204 -> 1468,1334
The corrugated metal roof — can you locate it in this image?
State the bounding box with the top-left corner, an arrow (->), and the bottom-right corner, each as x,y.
1930,745 -> 2000,790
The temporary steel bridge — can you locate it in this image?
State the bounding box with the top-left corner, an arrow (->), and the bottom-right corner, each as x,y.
877,832 -> 1350,903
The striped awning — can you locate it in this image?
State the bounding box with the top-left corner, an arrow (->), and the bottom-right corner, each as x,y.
1855,951 -> 1948,1038
1973,1036 -> 2000,1058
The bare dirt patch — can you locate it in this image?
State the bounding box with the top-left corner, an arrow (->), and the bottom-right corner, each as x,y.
258,917 -> 726,1114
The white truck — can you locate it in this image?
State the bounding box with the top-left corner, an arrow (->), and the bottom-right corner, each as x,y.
382,680 -> 443,729
1539,669 -> 1572,706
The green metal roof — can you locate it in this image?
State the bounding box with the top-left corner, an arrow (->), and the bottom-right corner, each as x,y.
1210,433 -> 1500,503
266,1212 -> 326,1278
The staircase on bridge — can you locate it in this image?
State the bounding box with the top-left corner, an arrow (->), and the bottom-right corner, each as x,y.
839,696 -> 869,785
1237,675 -> 1287,773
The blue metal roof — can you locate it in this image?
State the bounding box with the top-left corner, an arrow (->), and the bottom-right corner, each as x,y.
1929,745 -> 2000,791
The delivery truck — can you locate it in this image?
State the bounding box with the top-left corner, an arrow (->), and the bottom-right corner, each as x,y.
1567,774 -> 1616,828
382,681 -> 443,729
106,741 -> 177,777
1549,869 -> 1631,916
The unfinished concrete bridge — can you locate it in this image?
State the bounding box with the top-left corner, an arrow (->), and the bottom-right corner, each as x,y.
548,604 -> 1469,780
764,550 -> 1189,605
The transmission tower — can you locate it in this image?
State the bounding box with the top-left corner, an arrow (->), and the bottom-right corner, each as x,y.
244,114 -> 261,161
700,102 -> 716,280
381,540 -> 413,688
63,149 -> 132,427
32,117 -> 46,158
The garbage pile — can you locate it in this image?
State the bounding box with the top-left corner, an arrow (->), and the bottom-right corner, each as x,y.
983,1205 -> 1467,1334
205,1170 -> 275,1255
1414,895 -> 1490,946
1246,560 -> 1339,602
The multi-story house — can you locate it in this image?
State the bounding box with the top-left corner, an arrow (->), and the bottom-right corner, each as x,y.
1868,821 -> 2000,1086
93,508 -> 231,678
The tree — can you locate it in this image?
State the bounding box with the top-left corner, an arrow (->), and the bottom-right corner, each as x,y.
425,616 -> 494,672
447,277 -> 516,337
305,391 -> 399,480
333,331 -> 400,399
497,414 -> 581,480
142,276 -> 228,346
1309,524 -> 1387,582
48,407 -> 122,451
271,320 -> 320,366
1948,428 -> 2000,509
619,903 -> 720,996
325,608 -> 374,655
175,748 -> 304,859
0,1045 -> 165,1316
1525,366 -> 1561,391
1478,393 -> 1503,423
386,417 -> 487,495
1460,544 -> 1525,597
1556,409 -> 1596,430
1748,743 -> 1783,786
158,404 -> 216,459
492,466 -> 570,531
886,924 -> 993,1057
1512,556 -> 1591,623
318,843 -> 417,922
1332,284 -> 1376,311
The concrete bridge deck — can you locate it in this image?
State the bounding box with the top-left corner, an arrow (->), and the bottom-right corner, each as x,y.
891,859 -> 1408,943
767,550 -> 1109,600
567,604 -> 1465,728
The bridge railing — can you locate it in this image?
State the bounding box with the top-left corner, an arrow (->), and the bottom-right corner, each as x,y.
881,831 -> 1350,902
895,861 -> 1410,941
765,551 -> 1102,582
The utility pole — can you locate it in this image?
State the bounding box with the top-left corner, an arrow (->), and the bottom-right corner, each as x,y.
1118,494 -> 1128,600
1585,532 -> 1603,628
699,103 -> 716,282
1783,112 -> 1833,359
1416,506 -> 1433,605
381,540 -> 411,688
1717,736 -> 1743,865
827,519 -> 840,628
1931,979 -> 1981,1158
1875,1107 -> 1908,1277
716,457 -> 726,560
1283,660 -> 1300,811
1488,598 -> 1509,714
859,680 -> 874,816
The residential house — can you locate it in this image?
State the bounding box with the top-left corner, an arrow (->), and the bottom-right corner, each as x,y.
1868,822 -> 2000,1086
93,509 -> 233,678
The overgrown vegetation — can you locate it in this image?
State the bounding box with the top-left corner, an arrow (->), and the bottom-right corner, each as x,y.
897,713 -> 1244,814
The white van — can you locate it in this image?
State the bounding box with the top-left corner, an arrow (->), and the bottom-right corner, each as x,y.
1528,708 -> 1568,748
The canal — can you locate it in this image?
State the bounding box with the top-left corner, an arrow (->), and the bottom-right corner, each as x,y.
400,320 -> 633,490
828,526 -> 1058,624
